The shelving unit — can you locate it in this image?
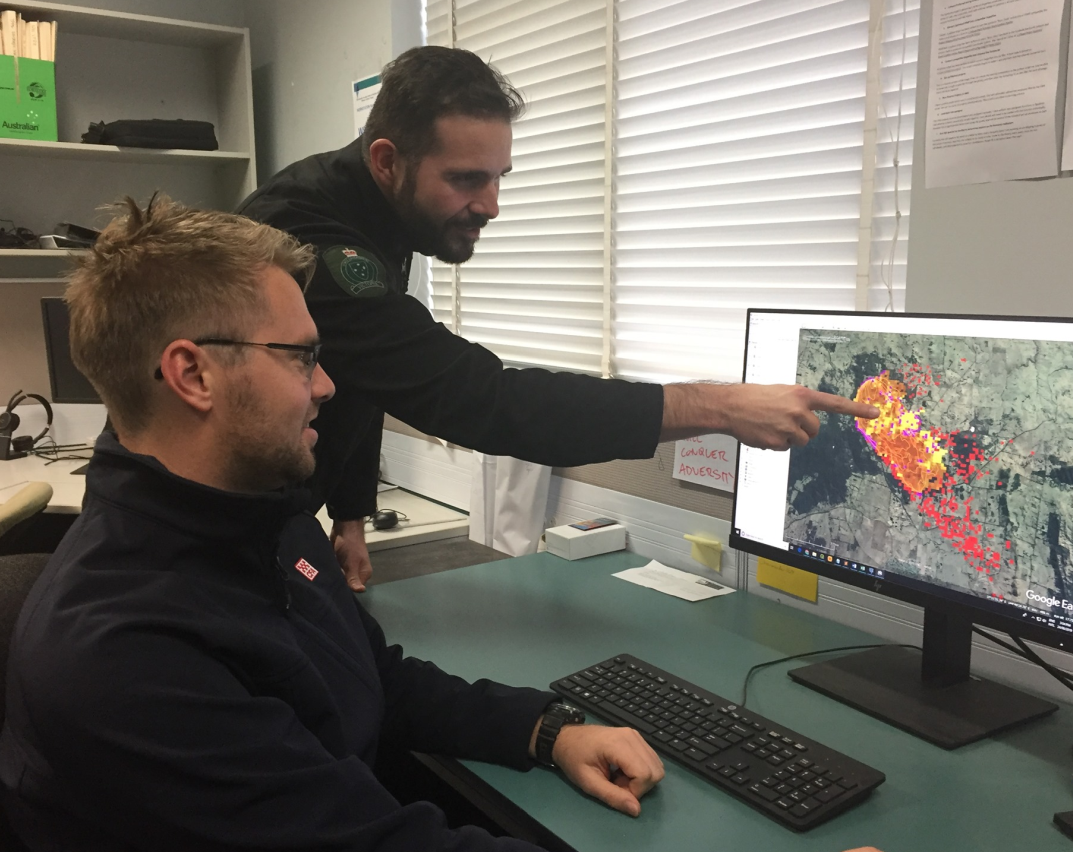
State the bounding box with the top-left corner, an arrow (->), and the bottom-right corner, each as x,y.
0,0 -> 257,284
0,248 -> 86,282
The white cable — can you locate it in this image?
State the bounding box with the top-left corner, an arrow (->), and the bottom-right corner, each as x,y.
879,0 -> 910,312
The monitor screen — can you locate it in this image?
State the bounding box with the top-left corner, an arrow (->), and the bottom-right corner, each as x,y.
730,309 -> 1069,746
41,298 -> 100,404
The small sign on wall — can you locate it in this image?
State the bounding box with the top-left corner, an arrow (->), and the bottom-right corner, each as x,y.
352,74 -> 381,139
672,433 -> 738,493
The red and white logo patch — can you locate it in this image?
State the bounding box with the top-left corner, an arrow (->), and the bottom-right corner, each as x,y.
341,248 -> 358,258
294,558 -> 318,581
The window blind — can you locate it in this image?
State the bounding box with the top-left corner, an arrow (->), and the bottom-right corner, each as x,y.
428,0 -> 611,373
426,0 -> 918,381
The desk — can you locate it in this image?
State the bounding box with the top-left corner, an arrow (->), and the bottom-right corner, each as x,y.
364,551 -> 1073,851
0,455 -> 90,514
0,456 -> 468,552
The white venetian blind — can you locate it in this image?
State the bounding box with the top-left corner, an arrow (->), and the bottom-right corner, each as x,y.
425,0 -> 918,380
428,0 -> 610,373
614,0 -> 878,383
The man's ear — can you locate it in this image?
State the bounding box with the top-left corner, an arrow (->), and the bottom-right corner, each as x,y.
158,340 -> 214,414
367,138 -> 405,192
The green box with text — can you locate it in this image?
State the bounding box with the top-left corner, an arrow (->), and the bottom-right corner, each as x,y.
0,56 -> 57,141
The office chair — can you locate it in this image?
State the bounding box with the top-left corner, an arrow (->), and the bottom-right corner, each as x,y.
0,551 -> 49,852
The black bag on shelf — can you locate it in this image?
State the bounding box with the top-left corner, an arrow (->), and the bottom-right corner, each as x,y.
81,119 -> 219,151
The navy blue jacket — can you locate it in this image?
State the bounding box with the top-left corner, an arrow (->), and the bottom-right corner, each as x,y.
0,435 -> 555,851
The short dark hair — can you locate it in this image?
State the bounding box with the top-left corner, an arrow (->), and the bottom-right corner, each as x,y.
361,46 -> 525,163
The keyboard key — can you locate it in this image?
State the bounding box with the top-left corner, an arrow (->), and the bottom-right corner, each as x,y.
596,702 -> 657,734
669,738 -> 690,752
750,784 -> 781,802
687,737 -> 717,755
776,798 -> 793,810
790,801 -> 817,818
816,787 -> 845,804
685,748 -> 708,762
731,773 -> 749,785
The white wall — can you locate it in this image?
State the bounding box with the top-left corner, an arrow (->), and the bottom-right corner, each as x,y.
244,0 -> 398,182
905,0 -> 1073,316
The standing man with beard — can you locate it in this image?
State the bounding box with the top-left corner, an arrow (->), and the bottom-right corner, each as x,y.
238,46 -> 878,593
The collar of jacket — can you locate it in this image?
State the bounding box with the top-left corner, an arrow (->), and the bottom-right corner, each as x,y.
85,431 -> 310,552
334,140 -> 418,268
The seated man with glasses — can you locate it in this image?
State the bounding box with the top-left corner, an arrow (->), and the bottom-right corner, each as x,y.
0,196 -> 887,852
0,196 -> 666,851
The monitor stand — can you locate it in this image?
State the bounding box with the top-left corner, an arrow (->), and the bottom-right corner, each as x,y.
788,606 -> 1058,749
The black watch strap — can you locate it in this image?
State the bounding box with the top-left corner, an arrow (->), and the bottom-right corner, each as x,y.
535,702 -> 586,767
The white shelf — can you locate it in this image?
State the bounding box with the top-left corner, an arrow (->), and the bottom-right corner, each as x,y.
0,138 -> 251,165
3,1 -> 246,47
0,249 -> 86,282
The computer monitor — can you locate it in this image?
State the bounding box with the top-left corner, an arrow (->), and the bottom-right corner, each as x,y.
730,308 -> 1069,749
41,297 -> 100,404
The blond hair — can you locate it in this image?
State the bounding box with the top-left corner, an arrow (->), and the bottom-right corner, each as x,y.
66,195 -> 315,435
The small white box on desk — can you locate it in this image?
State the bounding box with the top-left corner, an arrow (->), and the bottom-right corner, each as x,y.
545,519 -> 626,561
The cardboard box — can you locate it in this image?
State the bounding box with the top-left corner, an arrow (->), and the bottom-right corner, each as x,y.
0,56 -> 57,141
545,520 -> 626,561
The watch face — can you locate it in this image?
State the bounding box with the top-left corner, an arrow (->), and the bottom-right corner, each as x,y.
552,703 -> 586,724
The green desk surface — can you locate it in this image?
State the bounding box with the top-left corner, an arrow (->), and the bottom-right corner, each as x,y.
363,551 -> 1073,851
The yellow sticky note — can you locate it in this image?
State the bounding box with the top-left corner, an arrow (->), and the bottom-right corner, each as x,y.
756,557 -> 819,603
683,534 -> 722,570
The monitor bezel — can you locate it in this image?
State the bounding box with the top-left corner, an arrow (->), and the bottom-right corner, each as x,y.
40,297 -> 101,405
729,307 -> 1073,655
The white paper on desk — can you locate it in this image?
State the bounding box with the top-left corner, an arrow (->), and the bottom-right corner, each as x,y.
925,0 -> 1062,188
613,560 -> 735,602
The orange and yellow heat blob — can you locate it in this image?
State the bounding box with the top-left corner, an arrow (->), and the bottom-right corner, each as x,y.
855,372 -> 947,495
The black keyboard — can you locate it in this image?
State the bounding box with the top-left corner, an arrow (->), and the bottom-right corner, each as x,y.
551,654 -> 885,831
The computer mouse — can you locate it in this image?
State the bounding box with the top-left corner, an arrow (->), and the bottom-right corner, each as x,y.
371,509 -> 399,530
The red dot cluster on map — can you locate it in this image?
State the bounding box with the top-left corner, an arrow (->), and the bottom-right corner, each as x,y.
853,369 -> 1013,591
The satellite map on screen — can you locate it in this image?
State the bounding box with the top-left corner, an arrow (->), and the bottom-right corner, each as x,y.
784,329 -> 1073,612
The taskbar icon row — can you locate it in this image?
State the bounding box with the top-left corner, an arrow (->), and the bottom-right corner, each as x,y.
790,545 -> 884,579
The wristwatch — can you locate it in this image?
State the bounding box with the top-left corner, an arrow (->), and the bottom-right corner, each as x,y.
534,702 -> 586,767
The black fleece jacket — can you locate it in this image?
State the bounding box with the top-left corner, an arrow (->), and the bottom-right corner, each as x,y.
0,434 -> 555,851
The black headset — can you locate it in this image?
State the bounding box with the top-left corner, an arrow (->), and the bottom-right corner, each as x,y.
0,390 -> 53,460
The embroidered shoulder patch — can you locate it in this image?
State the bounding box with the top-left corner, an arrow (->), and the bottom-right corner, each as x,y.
322,245 -> 389,298
294,558 -> 319,581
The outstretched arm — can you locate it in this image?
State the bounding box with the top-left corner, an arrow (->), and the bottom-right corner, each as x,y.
661,383 -> 878,450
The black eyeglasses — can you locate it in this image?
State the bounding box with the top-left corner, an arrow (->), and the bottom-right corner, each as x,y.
153,338 -> 322,380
